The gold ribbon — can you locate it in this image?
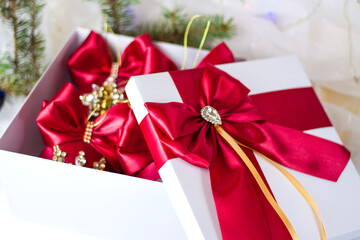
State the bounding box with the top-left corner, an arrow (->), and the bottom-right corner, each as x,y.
215,125 -> 326,240
86,97 -> 129,128
181,15 -> 211,70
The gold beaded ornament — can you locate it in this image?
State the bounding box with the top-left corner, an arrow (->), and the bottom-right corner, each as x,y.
83,121 -> 94,144
52,145 -> 67,163
75,151 -> 87,166
79,62 -> 125,118
93,156 -> 107,171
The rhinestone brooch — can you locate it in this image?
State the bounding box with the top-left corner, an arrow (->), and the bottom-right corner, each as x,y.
200,106 -> 222,125
75,151 -> 87,166
52,145 -> 67,163
79,62 -> 125,117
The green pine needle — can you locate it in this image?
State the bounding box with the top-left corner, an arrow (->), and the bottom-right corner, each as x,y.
0,54 -> 23,96
88,0 -> 139,34
0,0 -> 45,97
134,7 -> 236,49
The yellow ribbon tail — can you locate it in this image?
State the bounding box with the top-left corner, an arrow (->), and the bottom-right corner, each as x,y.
234,138 -> 326,240
103,16 -> 122,65
264,156 -> 326,240
216,125 -> 326,240
181,14 -> 211,70
215,125 -> 299,239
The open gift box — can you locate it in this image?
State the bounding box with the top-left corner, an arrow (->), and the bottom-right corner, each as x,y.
0,28 -> 217,239
126,56 -> 360,240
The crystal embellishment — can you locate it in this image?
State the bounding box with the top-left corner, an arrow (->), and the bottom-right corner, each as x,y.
75,151 -> 86,166
201,106 -> 222,125
52,145 -> 67,163
93,156 -> 106,170
79,62 -> 125,117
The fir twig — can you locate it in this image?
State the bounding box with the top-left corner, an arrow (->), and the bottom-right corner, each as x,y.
0,55 -> 22,96
0,0 -> 45,97
88,0 -> 139,34
26,0 -> 45,80
0,0 -> 27,74
134,7 -> 236,49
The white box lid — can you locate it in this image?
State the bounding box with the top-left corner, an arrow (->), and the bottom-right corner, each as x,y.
126,56 -> 360,240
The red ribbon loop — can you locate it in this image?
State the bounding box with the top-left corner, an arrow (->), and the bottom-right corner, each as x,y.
116,107 -> 158,179
196,42 -> 235,68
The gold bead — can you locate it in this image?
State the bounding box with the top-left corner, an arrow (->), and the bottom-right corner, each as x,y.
99,163 -> 106,170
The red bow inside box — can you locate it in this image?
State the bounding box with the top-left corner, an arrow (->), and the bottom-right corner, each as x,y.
126,59 -> 360,239
36,30 -> 236,180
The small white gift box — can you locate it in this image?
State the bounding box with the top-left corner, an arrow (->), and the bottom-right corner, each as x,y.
0,28 -> 210,239
126,56 -> 360,240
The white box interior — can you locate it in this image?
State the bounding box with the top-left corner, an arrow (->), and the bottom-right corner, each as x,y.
0,28 -> 210,239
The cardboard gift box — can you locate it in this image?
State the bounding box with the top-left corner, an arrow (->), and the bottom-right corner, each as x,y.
0,28 -> 213,239
126,56 -> 360,240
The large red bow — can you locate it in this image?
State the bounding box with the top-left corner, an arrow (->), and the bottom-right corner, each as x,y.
114,43 -> 235,179
142,64 -> 350,239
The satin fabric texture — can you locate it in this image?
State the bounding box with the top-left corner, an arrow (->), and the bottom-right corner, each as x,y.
141,64 -> 350,239
37,30 -> 236,179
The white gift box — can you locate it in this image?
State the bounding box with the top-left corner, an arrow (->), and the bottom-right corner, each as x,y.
126,56 -> 360,240
0,28 -> 211,239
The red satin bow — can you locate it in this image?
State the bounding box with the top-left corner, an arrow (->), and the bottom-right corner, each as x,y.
142,64 -> 350,239
37,82 -> 127,172
67,31 -> 178,93
116,42 -> 235,179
